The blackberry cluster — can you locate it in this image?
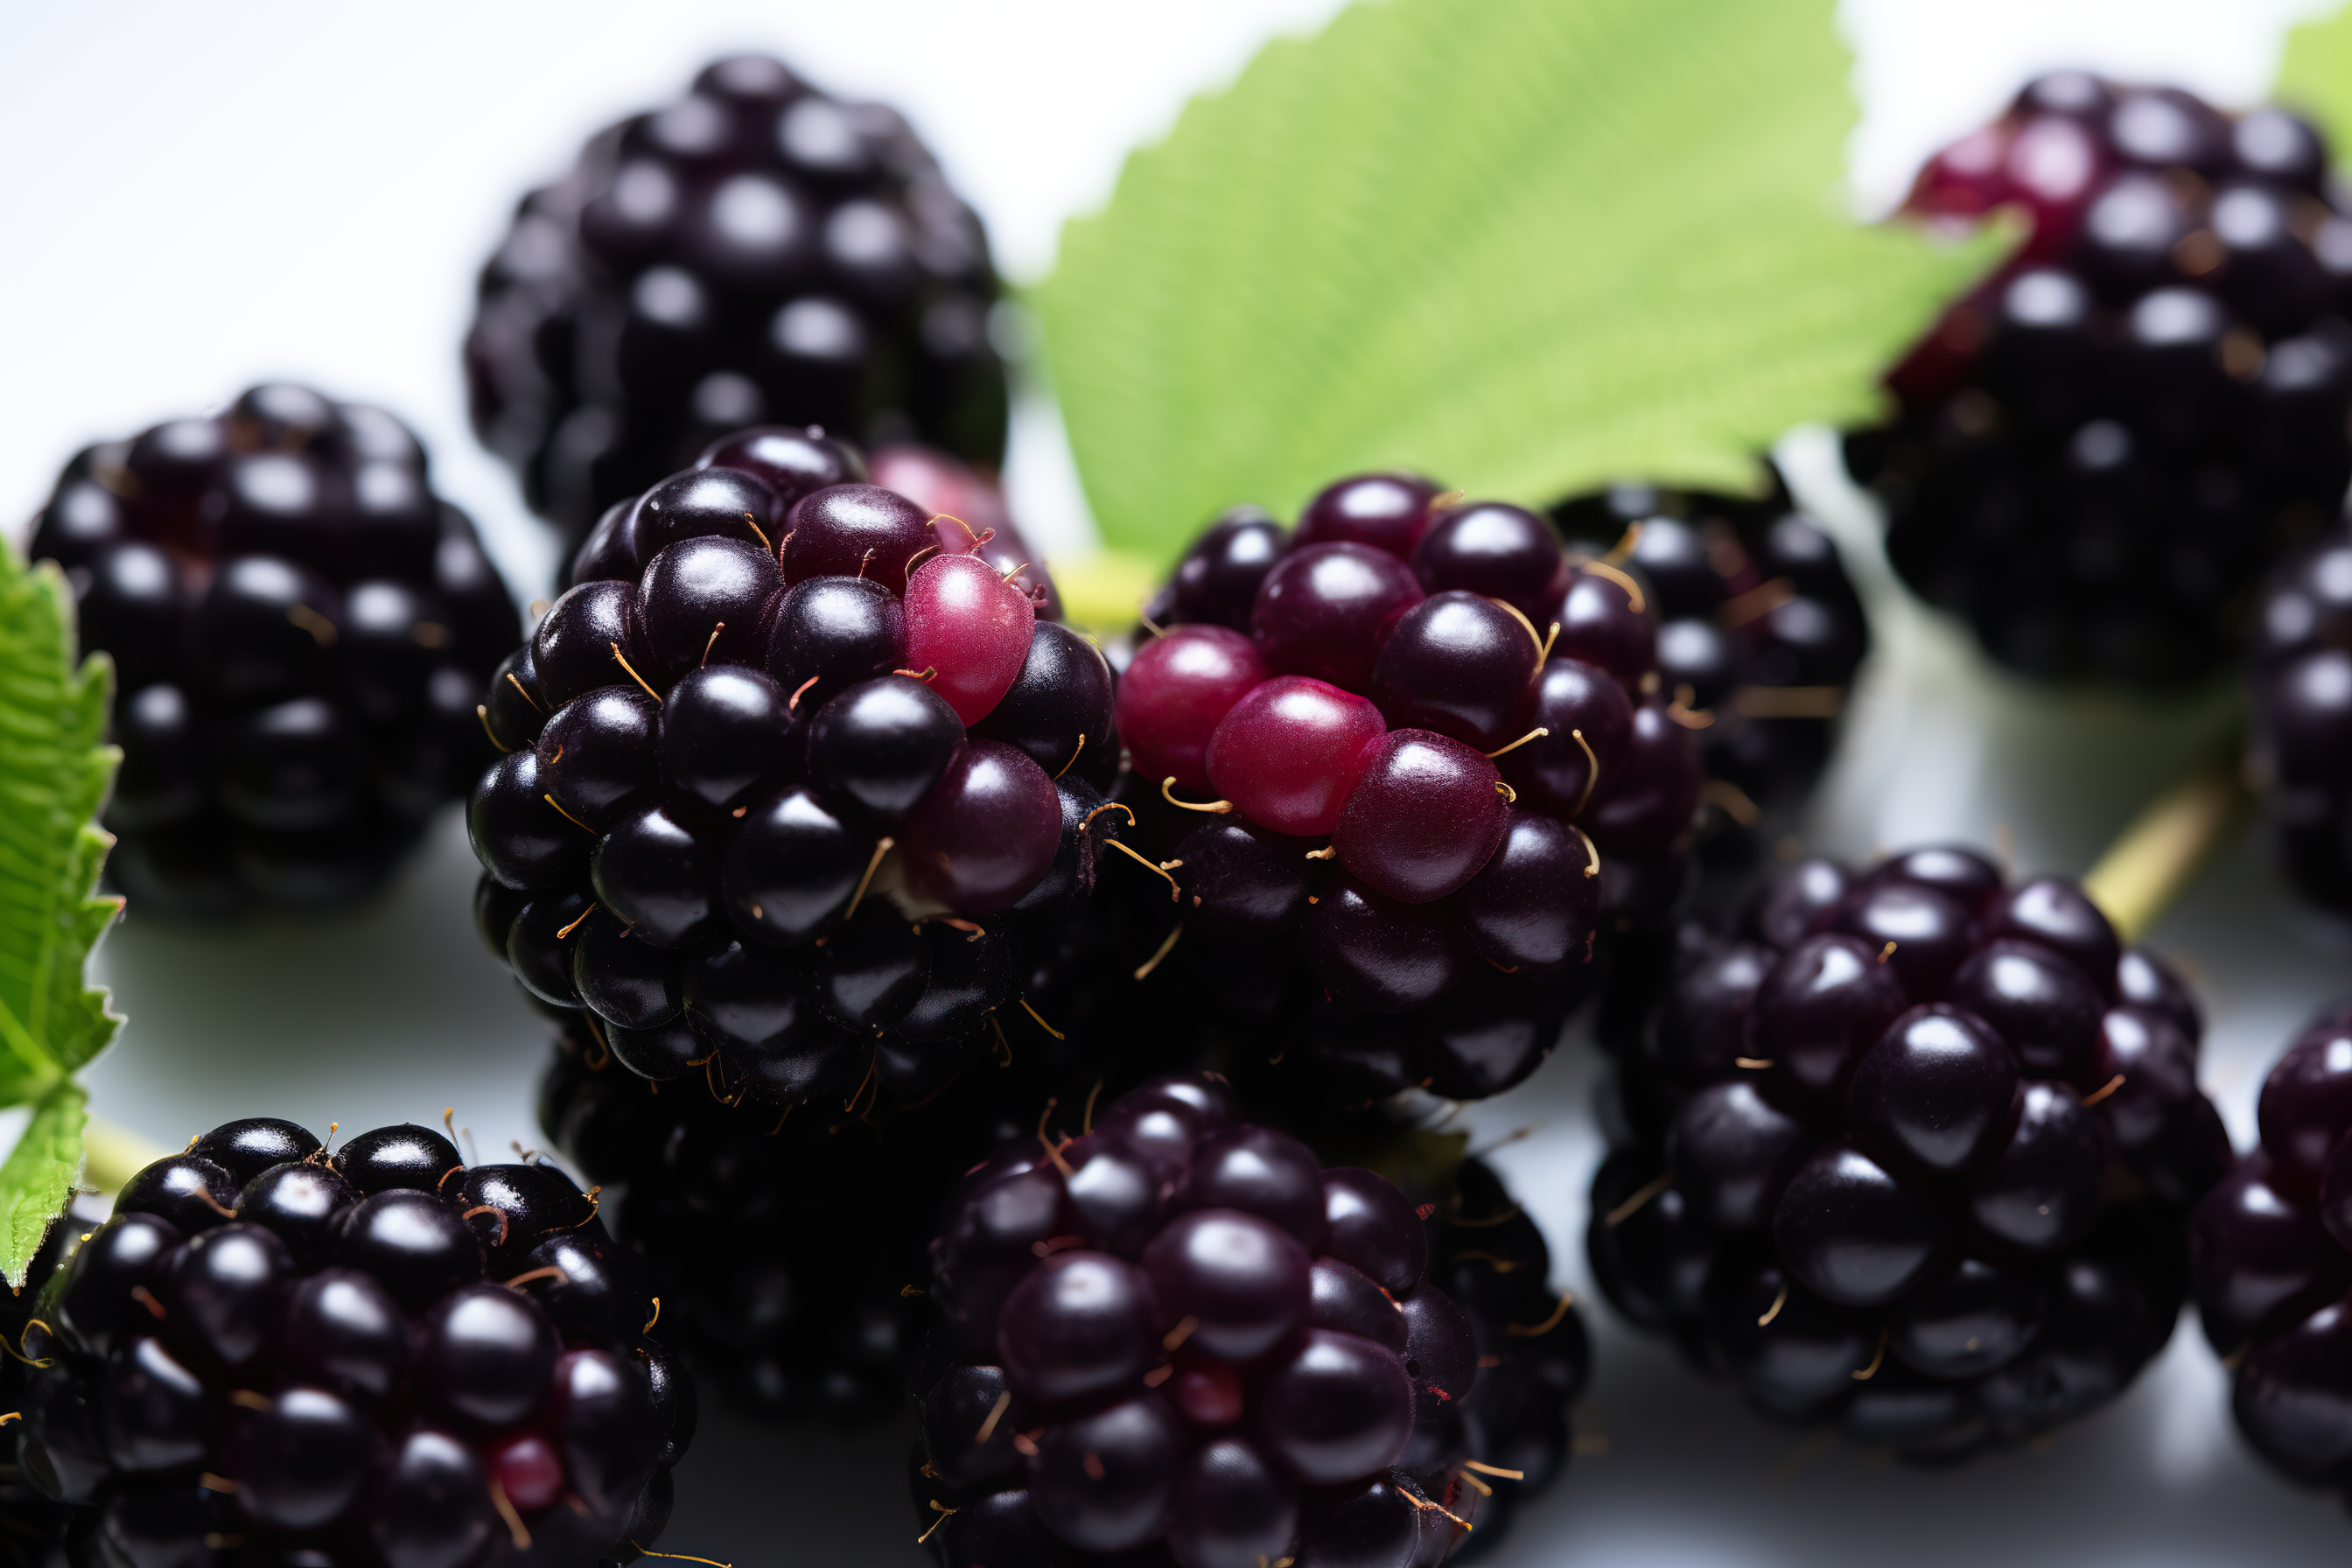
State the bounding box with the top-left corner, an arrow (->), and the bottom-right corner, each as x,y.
2248,522 -> 2352,909
12,1117 -> 693,1565
540,1021 -> 1034,1425
1852,73 -> 2352,686
469,425 -> 1114,1116
910,1077 -> 1503,1566
1553,480 -> 1870,864
1074,472 -> 1704,1110
28,385 -> 518,914
465,53 -> 1009,543
2189,1005 -> 2352,1492
1590,847 -> 2229,1460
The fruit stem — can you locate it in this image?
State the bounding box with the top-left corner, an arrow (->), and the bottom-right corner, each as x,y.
83,1116 -> 171,1194
2080,757 -> 2249,942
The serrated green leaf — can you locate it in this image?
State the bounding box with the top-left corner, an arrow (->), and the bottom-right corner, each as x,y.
0,536 -> 122,1102
2277,4 -> 2352,166
0,1080 -> 85,1288
1040,0 -> 2007,566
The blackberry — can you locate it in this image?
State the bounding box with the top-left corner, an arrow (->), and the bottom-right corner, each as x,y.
1552,479 -> 1869,865
465,53 -> 1009,544
1077,473 -> 1704,1110
27,387 -> 518,914
910,1076 -> 1502,1565
2188,1004 -> 2352,1493
1589,846 -> 2228,1460
1852,73 -> 2352,686
12,1116 -> 694,1564
2248,521 -> 2352,909
469,426 -> 1111,1117
540,1020 -> 1035,1425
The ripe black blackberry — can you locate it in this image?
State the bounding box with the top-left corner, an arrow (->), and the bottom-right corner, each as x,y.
2188,1005 -> 2352,1493
1852,73 -> 2352,686
470,425 -> 1113,1117
1553,479 -> 1869,864
1590,846 -> 2228,1460
2248,521 -> 2352,910
28,386 -> 519,914
466,53 -> 1009,543
13,1116 -> 694,1564
911,1077 -> 1509,1565
1081,472 -> 1708,1111
541,1020 -> 1042,1425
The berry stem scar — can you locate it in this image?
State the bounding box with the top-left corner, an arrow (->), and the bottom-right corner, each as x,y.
1161,776 -> 1234,813
1133,921 -> 1184,980
1108,838 -> 1181,900
1570,729 -> 1600,814
608,641 -> 660,699
844,836 -> 894,919
1602,1171 -> 1671,1227
1484,726 -> 1549,760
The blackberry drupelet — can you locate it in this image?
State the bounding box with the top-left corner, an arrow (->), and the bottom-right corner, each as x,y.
541,1022 -> 1035,1425
1590,846 -> 2228,1460
470,426 -> 1110,1117
2189,1005 -> 2352,1494
3,1199 -> 98,1568
2248,522 -> 2352,910
466,53 -> 1009,544
1385,1155 -> 1589,1563
910,1076 -> 1500,1565
1073,472 -> 1704,1110
1853,73 -> 2352,686
28,387 -> 519,914
1554,479 -> 1870,864
12,1116 -> 694,1565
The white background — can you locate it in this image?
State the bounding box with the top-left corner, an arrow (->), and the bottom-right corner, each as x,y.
5,2 -> 2352,1563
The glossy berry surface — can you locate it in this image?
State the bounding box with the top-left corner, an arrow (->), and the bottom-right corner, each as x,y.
466,54 -> 1008,543
914,1078 -> 1488,1567
1591,845 -> 2225,1460
1852,74 -> 2352,687
2183,1004 -> 2352,1494
29,388 -> 517,915
1081,470 -> 1704,1110
469,427 -> 1096,1115
1554,478 -> 1870,864
15,1117 -> 691,1564
2250,527 -> 2352,912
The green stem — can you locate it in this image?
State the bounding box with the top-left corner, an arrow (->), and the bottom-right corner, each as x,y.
2081,758 -> 2250,943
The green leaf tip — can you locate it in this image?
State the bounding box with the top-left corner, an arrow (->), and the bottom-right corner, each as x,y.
1040,0 -> 2006,566
2277,4 -> 2352,171
1,1082 -> 87,1289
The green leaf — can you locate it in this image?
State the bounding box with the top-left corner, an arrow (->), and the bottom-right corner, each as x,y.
2277,4 -> 2352,168
0,535 -> 122,1102
1040,0 -> 2007,566
0,1080 -> 86,1288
